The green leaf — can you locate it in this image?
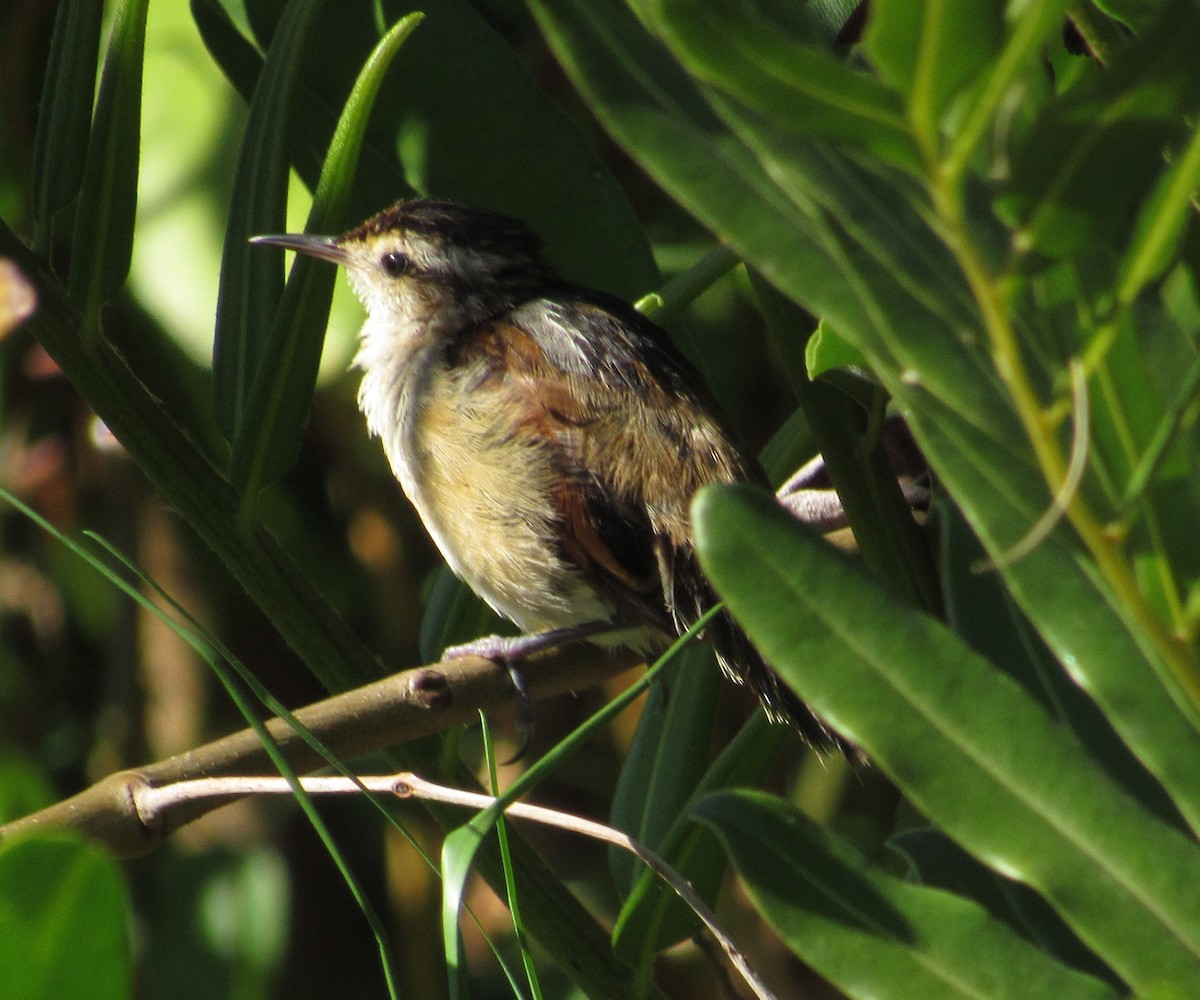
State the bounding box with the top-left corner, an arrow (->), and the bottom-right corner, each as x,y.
435,624 -> 709,998
695,790 -> 1119,1000
67,0 -> 150,329
865,0 -> 1005,142
533,0 -> 1200,832
191,0 -> 264,110
1117,120 -> 1200,304
754,276 -> 941,613
609,646 -> 720,898
212,0 -> 320,444
891,828 -> 1119,987
0,753 -> 54,825
637,0 -> 922,174
31,0 -> 106,252
609,647 -> 721,969
998,0 -> 1200,260
0,833 -> 131,1000
937,498 -> 1185,827
694,484 -> 1200,993
203,0 -> 660,302
805,318 -> 870,380
613,709 -> 787,969
230,12 -> 423,497
942,0 -> 1073,182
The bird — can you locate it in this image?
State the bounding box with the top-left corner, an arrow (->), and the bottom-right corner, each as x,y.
252,198 -> 841,749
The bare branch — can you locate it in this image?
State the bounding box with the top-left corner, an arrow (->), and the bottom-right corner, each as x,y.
121,767 -> 778,1000
0,643 -> 641,855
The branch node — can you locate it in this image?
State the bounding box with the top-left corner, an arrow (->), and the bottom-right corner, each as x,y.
410,668 -> 452,710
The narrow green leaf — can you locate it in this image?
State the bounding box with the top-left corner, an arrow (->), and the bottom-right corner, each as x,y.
609,646 -> 720,898
695,484 -> 1200,993
203,0 -> 660,302
437,616 -> 718,998
67,0 -> 150,330
212,0 -> 322,443
419,564 -> 510,665
754,275 -> 941,614
0,834 -> 131,1000
31,0 -> 106,252
612,710 -> 786,967
943,0 -> 1073,182
638,0 -> 922,174
695,790 -> 1119,1000
1117,120 -> 1200,303
609,646 -> 723,977
191,0 -> 264,102
998,0 -> 1200,260
1092,0 -> 1169,32
231,12 -> 424,497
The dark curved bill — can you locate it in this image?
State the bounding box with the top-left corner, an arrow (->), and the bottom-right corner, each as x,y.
249,233 -> 349,265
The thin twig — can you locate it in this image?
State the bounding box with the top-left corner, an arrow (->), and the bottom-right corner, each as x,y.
135,770 -> 779,1000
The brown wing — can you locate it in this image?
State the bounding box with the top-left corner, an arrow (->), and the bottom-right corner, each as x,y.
449,315 -> 677,637
460,298 -> 844,749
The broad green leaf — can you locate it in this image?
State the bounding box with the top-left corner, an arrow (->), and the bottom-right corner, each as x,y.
533,0 -> 1200,830
230,12 -> 423,496
891,828 -> 1119,987
68,0 -> 150,330
0,833 -> 131,1000
695,484 -> 1200,992
938,498 -> 1185,827
31,0 -> 106,252
637,0 -> 922,174
211,0 -> 320,443
696,790 -> 1119,1000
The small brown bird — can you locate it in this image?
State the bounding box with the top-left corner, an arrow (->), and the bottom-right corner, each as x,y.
253,198 -> 838,748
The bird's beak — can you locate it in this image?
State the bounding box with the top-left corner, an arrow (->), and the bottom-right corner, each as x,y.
249,233 -> 350,265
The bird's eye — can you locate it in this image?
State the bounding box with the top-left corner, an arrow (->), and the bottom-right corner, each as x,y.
380,251 -> 409,277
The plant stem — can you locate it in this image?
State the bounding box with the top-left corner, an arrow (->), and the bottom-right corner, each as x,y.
930,181 -> 1200,721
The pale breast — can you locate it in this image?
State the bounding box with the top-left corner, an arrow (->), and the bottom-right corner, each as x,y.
402,362 -> 617,634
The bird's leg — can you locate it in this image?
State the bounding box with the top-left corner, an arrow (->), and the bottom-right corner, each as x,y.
442,621 -> 623,762
441,621 -> 620,663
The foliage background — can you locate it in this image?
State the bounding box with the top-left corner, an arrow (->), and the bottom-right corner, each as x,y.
2,1 -> 1200,999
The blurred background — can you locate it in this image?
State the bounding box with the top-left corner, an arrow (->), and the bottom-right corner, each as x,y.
0,2 -> 892,997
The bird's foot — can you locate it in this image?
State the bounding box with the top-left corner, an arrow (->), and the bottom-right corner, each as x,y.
442,623 -> 617,763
